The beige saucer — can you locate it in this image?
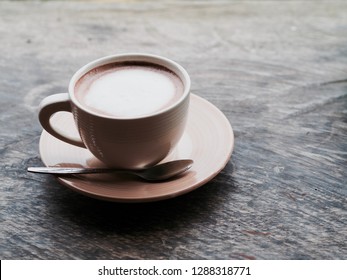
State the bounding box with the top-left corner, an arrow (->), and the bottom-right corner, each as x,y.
39,94 -> 234,202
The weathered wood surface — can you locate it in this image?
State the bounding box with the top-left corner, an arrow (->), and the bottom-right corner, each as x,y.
1,0 -> 346,259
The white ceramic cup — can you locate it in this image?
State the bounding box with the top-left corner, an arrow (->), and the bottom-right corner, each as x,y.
38,53 -> 191,168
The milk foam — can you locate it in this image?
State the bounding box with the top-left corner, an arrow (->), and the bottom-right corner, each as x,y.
77,64 -> 183,118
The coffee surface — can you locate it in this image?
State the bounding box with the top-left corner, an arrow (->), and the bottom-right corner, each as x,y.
75,62 -> 184,118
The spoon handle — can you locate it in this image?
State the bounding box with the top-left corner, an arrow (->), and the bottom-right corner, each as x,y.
27,167 -> 124,174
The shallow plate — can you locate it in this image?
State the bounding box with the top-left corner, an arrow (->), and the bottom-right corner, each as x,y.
39,94 -> 234,202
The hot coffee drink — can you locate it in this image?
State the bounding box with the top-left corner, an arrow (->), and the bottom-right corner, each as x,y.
39,53 -> 190,168
75,62 -> 184,118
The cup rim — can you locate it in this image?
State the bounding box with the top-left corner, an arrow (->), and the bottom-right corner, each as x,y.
68,53 -> 191,120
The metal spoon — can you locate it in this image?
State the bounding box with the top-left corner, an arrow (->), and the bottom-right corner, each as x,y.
27,159 -> 193,181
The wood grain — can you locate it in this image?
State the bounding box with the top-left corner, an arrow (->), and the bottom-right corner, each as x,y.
0,0 -> 346,259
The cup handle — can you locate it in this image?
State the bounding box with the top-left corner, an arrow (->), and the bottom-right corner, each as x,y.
38,93 -> 86,148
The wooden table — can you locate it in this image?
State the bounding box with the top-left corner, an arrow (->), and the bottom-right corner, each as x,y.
1,0 -> 346,260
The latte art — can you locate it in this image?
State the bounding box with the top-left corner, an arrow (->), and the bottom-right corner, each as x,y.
75,62 -> 184,118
